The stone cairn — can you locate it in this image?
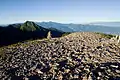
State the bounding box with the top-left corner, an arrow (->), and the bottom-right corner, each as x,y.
111,35 -> 120,44
47,31 -> 52,39
117,35 -> 120,43
114,35 -> 120,43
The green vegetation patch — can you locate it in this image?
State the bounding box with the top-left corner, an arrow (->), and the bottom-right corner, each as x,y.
20,21 -> 40,31
0,47 -> 5,58
62,32 -> 71,37
95,32 -> 115,39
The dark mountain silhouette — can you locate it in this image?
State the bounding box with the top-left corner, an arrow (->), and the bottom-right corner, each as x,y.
0,21 -> 64,47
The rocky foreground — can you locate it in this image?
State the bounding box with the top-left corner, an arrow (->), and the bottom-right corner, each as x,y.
0,32 -> 120,80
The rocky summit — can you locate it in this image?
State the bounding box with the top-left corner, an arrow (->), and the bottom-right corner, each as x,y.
0,32 -> 120,80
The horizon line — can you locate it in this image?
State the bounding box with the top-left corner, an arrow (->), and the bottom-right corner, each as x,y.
0,20 -> 120,25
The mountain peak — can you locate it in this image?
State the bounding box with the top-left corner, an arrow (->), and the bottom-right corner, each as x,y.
25,21 -> 34,24
20,21 -> 40,31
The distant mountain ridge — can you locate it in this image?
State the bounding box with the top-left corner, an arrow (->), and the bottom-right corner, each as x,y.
1,21 -> 120,34
36,21 -> 74,32
89,22 -> 120,27
36,21 -> 120,34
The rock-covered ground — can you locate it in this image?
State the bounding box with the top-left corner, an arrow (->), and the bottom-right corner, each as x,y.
0,32 -> 120,80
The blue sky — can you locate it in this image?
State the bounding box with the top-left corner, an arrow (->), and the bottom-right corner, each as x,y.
0,0 -> 120,24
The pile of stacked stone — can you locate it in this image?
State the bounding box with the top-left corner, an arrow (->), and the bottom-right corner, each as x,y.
0,32 -> 120,80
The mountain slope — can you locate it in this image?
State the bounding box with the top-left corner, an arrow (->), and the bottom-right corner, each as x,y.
0,21 -> 64,47
36,21 -> 74,32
